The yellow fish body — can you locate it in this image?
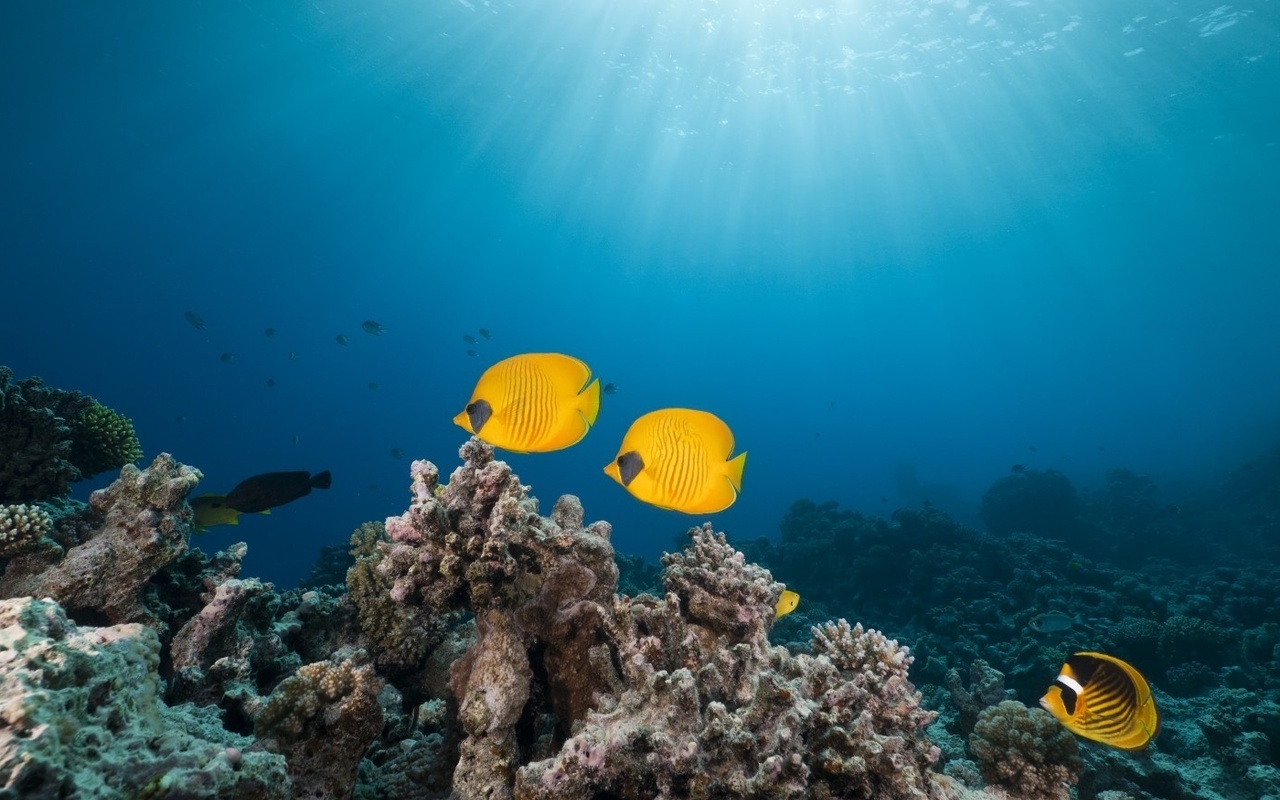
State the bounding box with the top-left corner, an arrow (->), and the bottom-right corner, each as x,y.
190,493 -> 269,533
603,408 -> 746,514
1040,651 -> 1159,750
775,589 -> 800,619
454,353 -> 601,453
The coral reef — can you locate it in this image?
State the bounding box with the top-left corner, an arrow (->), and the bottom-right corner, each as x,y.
0,367 -> 141,503
2,427 -> 1277,800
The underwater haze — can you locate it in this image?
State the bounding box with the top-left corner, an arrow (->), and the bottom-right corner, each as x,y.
2,0 -> 1278,588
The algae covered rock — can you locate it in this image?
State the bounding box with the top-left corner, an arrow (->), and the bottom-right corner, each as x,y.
0,596 -> 289,799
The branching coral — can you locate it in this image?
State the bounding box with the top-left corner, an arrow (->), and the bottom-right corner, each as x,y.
0,367 -> 141,502
67,400 -> 142,478
0,503 -> 52,557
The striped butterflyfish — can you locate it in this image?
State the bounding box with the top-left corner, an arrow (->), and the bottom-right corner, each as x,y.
603,408 -> 746,514
1039,651 -> 1159,750
453,353 -> 601,453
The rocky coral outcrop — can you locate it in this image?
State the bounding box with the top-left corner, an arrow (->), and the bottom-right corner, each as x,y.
0,453 -> 199,626
0,596 -> 288,799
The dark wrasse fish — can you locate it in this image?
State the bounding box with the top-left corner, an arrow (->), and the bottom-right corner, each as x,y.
1040,651 -> 1159,750
223,470 -> 332,513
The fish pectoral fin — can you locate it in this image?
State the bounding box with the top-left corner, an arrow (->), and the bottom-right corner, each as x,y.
725,451 -> 747,492
577,378 -> 601,426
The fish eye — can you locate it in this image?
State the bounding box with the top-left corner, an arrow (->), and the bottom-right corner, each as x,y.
616,456 -> 625,466
466,402 -> 477,413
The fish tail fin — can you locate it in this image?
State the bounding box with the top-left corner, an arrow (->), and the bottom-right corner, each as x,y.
258,509 -> 271,516
578,378 -> 602,426
311,470 -> 332,490
726,451 -> 747,492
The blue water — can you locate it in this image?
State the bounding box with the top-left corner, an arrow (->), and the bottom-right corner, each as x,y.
3,1 -> 1277,588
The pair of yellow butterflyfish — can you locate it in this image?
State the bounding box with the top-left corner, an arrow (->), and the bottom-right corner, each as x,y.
454,352 -> 747,516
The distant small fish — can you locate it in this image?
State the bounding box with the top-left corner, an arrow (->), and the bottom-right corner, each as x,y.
390,448 -> 403,459
266,378 -> 276,388
478,328 -> 491,339
361,320 -> 387,335
336,334 -> 349,346
1029,445 -> 1038,452
463,334 -> 477,345
184,311 -> 206,330
220,353 -> 237,364
367,382 -> 379,391
366,483 -> 379,493
466,349 -> 477,358
264,327 -> 276,337
175,415 -> 187,424
223,469 -> 332,513
775,589 -> 800,619
1041,652 -> 1159,750
1029,611 -> 1076,633
288,351 -> 298,361
1097,445 -> 1105,451
1011,464 -> 1026,473
603,382 -> 618,395
292,434 -> 300,445
880,496 -> 888,503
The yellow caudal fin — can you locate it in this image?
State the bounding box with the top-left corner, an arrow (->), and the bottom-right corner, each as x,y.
578,377 -> 601,426
725,451 -> 747,492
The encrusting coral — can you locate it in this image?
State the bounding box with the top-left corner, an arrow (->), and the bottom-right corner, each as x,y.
0,596 -> 288,799
968,700 -> 1081,800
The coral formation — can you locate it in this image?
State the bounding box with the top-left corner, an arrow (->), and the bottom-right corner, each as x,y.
0,503 -> 52,557
0,596 -> 288,799
0,453 -> 199,626
255,648 -> 385,799
67,400 -> 143,478
968,700 -> 1081,799
0,367 -> 141,502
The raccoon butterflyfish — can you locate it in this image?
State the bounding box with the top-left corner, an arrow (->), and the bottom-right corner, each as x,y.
1039,652 -> 1159,750
453,353 -> 601,453
775,589 -> 800,619
223,470 -> 332,514
603,408 -> 746,514
190,493 -> 269,532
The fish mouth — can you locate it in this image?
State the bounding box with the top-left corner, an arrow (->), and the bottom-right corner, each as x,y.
1038,697 -> 1051,712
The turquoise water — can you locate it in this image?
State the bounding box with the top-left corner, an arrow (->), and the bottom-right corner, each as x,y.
2,1 -> 1277,588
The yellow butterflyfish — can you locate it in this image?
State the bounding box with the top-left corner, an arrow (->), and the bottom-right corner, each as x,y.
1039,651 -> 1159,750
603,408 -> 746,514
454,353 -> 601,453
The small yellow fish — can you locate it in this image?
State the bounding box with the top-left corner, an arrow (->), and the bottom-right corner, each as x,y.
603,408 -> 746,514
189,493 -> 269,533
775,589 -> 800,619
453,353 -> 601,453
1040,651 -> 1159,750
